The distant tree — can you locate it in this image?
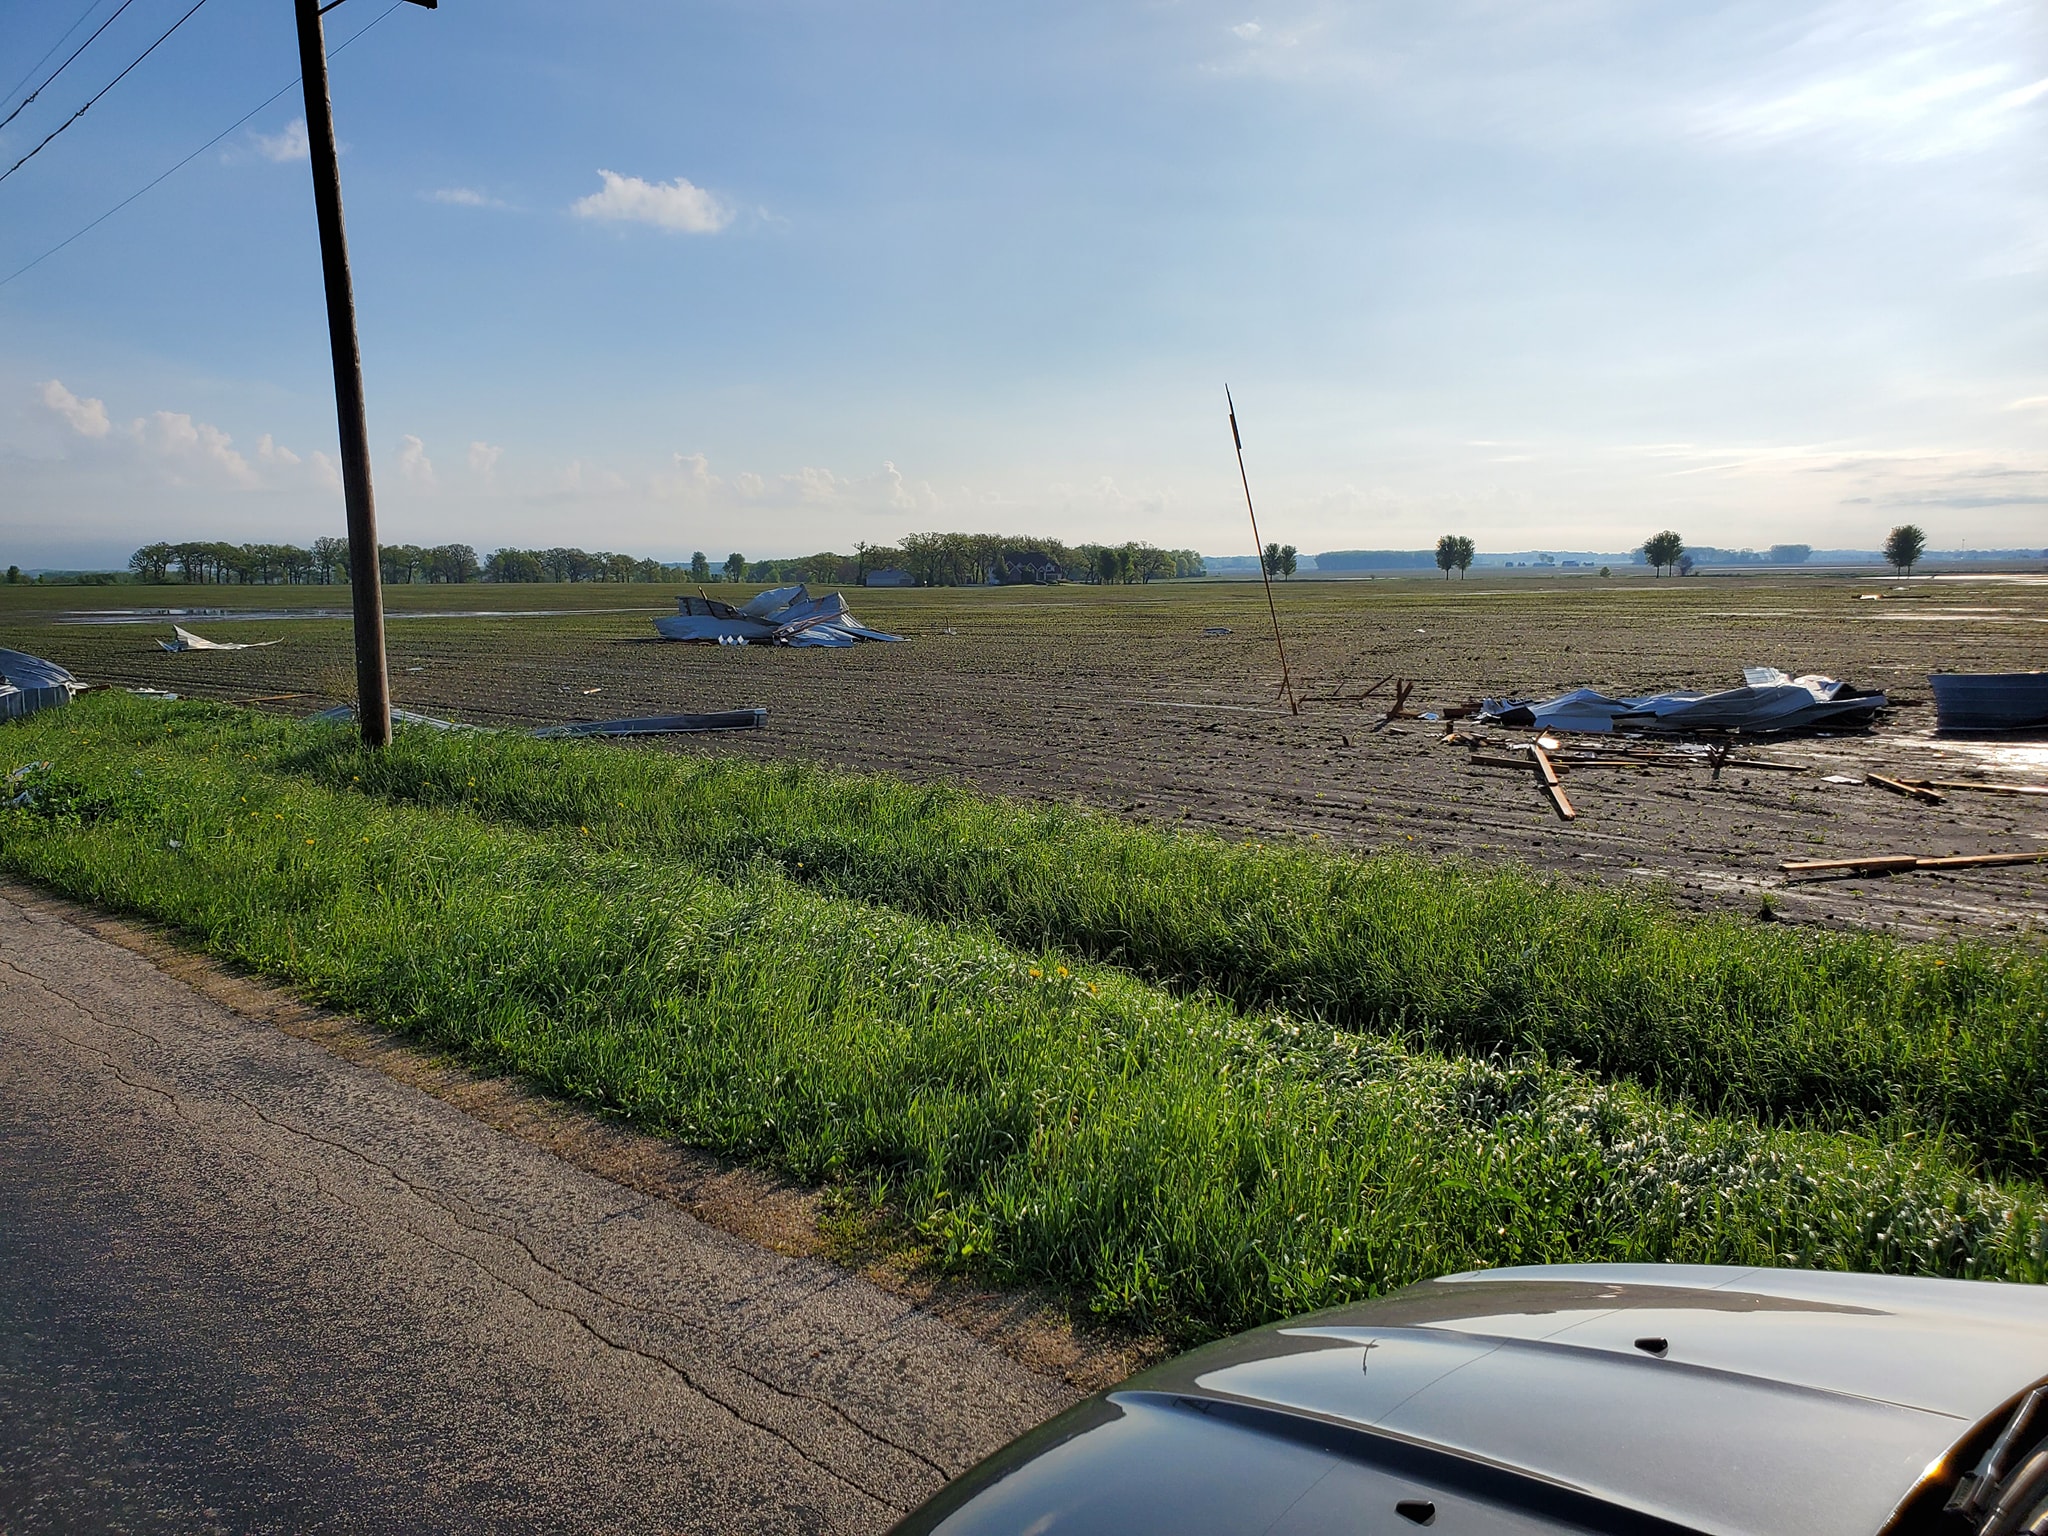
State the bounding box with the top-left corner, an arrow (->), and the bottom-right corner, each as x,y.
4,566 -> 19,584
1453,535 -> 1475,577
1676,553 -> 1695,577
1768,543 -> 1812,565
722,552 -> 747,583
1598,565 -> 1611,578
128,543 -> 174,583
1279,544 -> 1298,578
1641,529 -> 1684,577
1261,541 -> 1282,579
484,548 -> 545,582
1435,535 -> 1459,579
1884,524 -> 1926,575
688,551 -> 712,583
311,536 -> 349,584
422,543 -> 479,583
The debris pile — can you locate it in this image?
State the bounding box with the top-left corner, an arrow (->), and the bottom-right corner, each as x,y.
1479,667 -> 1886,736
0,649 -> 81,723
653,585 -> 904,648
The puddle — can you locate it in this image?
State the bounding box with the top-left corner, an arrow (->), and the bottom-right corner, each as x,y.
1891,735 -> 2048,774
58,607 -> 651,625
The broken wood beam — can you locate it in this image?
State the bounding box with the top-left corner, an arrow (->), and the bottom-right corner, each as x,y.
1867,773 -> 1946,805
1781,850 -> 2048,876
1531,743 -> 1576,820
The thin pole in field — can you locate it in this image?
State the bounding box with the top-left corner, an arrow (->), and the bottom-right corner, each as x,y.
1226,386 -> 1297,716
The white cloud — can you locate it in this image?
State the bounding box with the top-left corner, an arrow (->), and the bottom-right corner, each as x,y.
254,119 -> 311,163
39,379 -> 110,437
2007,396 -> 2048,412
256,433 -> 299,466
399,434 -> 436,487
1232,21 -> 1261,39
131,411 -> 259,487
571,170 -> 733,234
467,440 -> 503,478
428,187 -> 504,208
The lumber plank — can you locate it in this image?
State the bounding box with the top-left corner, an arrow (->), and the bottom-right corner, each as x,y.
1780,850 -> 2048,875
1867,773 -> 1945,804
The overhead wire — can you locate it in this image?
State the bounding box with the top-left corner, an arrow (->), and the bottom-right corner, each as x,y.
0,0 -> 144,132
1,0 -> 218,186
0,1 -> 403,290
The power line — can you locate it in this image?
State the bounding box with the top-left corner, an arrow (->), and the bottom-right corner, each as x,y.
0,0 -> 143,133
1,0 -> 216,186
0,2 -> 402,290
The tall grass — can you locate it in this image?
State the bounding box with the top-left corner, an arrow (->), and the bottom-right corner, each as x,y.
253,712 -> 2048,1176
3,693 -> 2046,1342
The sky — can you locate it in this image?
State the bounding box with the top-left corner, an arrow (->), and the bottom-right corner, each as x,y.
0,0 -> 2042,569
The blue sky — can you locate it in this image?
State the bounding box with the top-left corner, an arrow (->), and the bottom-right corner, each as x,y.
2,0 -> 2042,568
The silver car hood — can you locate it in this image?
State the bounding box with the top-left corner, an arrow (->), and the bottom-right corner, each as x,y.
898,1265 -> 2048,1536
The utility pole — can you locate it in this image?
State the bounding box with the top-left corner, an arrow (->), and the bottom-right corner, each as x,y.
293,0 -> 433,746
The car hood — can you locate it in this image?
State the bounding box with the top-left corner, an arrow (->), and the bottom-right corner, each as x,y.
894,1265 -> 2048,1536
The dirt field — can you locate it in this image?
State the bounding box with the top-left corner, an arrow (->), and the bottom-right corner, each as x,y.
5,572 -> 2045,938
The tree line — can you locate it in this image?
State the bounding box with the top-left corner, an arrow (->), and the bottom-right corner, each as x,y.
125,533 -> 1205,589
128,541 -> 682,585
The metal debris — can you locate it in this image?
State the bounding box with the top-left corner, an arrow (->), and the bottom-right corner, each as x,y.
1929,673 -> 2048,733
653,585 -> 904,647
0,649 -> 81,722
1479,667 -> 1887,735
159,625 -> 282,653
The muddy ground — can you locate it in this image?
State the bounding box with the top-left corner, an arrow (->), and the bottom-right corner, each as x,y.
6,572 -> 2045,939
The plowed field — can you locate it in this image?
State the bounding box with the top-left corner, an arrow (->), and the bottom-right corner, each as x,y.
6,572 -> 2044,937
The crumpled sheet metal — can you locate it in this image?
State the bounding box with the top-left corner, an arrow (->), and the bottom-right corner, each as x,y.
159,625 -> 281,652
0,648 -> 81,723
1480,667 -> 1887,735
652,584 -> 905,647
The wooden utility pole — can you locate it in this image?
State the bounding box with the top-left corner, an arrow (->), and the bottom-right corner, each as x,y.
294,0 -> 415,746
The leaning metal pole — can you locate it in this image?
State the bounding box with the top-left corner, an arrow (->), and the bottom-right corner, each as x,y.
294,0 -> 391,747
1226,386 -> 1297,716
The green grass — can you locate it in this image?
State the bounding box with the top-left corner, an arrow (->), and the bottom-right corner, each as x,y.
4,692 -> 2047,1342
247,715 -> 2048,1178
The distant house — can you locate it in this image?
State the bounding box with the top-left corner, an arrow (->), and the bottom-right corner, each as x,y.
995,550 -> 1064,584
864,568 -> 916,587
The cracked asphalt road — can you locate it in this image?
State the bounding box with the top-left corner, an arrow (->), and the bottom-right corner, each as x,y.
0,891 -> 1078,1534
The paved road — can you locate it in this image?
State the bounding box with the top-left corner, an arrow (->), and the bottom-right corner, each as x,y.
0,891 -> 1076,1534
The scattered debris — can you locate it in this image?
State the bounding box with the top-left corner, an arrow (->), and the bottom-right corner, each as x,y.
533,709 -> 767,739
308,703 -> 765,739
1479,667 -> 1887,735
1822,774 -> 1862,784
159,625 -> 281,653
1370,680 -> 1417,731
1867,773 -> 1945,805
0,649 -> 82,723
1201,627 -> 1233,637
653,585 -> 904,647
127,686 -> 179,701
5,761 -> 51,808
1782,850 -> 2048,878
306,704 -> 479,732
1929,673 -> 2048,733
